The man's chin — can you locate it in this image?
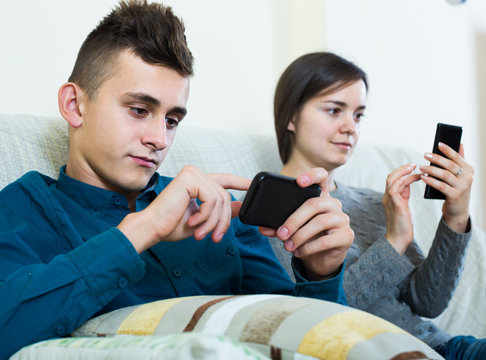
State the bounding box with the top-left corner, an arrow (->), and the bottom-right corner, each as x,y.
119,174 -> 156,192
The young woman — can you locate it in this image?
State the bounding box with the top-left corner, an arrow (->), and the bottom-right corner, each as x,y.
271,52 -> 484,359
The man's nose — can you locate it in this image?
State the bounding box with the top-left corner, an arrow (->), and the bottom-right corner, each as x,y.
143,118 -> 168,150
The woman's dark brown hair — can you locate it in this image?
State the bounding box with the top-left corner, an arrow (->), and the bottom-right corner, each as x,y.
68,0 -> 194,100
274,52 -> 368,164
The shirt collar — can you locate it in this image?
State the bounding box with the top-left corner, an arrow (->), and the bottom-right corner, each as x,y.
56,165 -> 161,211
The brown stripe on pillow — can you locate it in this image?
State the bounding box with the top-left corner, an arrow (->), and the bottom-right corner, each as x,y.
270,345 -> 282,360
391,351 -> 430,360
183,295 -> 237,332
239,298 -> 309,344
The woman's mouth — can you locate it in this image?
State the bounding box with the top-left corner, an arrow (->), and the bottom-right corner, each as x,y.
332,142 -> 353,151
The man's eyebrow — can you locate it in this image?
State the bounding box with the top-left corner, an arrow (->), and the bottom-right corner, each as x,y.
170,106 -> 187,117
123,92 -> 187,116
124,92 -> 161,107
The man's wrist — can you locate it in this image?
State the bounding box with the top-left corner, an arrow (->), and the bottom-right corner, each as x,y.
117,211 -> 158,253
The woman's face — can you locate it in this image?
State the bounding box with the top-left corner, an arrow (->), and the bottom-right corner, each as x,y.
287,79 -> 367,172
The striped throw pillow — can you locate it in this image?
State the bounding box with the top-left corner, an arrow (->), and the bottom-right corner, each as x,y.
73,295 -> 442,360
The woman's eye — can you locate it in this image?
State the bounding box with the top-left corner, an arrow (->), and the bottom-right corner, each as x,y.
327,108 -> 341,116
166,117 -> 179,128
131,107 -> 148,117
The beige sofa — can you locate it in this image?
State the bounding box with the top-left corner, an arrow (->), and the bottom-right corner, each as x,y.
2,113 -> 484,359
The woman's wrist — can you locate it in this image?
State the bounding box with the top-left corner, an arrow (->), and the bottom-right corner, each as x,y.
443,212 -> 470,234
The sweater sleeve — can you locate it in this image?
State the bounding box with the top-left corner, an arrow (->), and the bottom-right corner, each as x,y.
344,236 -> 415,308
0,207 -> 145,360
398,216 -> 472,318
336,183 -> 471,318
336,185 -> 415,308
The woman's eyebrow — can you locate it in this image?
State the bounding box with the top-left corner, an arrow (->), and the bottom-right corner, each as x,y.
322,100 -> 347,106
322,100 -> 366,111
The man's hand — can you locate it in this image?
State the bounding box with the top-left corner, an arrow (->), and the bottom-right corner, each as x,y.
117,165 -> 250,253
420,142 -> 473,233
260,168 -> 353,281
382,163 -> 422,254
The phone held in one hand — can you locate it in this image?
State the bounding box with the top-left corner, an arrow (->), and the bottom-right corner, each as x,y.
239,171 -> 321,228
424,123 -> 463,200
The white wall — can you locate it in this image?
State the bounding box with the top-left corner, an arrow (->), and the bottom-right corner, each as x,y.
1,0 -> 484,225
0,0 -> 324,136
324,0 -> 486,227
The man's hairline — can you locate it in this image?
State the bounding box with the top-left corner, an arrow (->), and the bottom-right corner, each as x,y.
84,49 -> 191,102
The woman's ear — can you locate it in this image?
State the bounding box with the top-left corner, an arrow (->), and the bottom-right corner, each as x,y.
287,116 -> 296,132
58,82 -> 85,128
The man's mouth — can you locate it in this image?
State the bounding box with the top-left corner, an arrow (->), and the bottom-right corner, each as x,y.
129,155 -> 157,168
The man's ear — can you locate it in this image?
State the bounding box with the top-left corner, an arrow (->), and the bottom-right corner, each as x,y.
58,82 -> 85,128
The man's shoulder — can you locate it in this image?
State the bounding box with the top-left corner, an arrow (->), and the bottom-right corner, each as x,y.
1,171 -> 57,199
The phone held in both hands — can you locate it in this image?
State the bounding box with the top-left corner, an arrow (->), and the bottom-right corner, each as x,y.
239,171 -> 321,228
424,122 -> 463,200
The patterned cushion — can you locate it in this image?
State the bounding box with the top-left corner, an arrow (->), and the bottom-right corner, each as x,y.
11,333 -> 270,360
73,295 -> 442,360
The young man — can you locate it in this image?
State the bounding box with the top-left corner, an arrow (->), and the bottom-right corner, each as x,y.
0,1 -> 353,358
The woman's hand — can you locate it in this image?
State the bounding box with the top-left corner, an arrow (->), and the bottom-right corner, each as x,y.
382,163 -> 422,254
420,142 -> 473,233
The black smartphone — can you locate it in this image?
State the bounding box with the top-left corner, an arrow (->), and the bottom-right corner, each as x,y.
424,123 -> 463,199
239,171 -> 321,228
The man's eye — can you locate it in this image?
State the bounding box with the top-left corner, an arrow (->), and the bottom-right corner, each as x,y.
166,117 -> 179,128
131,107 -> 148,117
355,113 -> 365,122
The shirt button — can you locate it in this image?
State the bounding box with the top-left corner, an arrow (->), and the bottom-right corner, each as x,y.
172,268 -> 182,277
56,326 -> 66,336
226,247 -> 236,256
93,211 -> 100,218
118,277 -> 128,288
113,197 -> 122,206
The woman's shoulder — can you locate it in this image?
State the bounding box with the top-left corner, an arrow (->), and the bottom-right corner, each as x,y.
332,182 -> 385,223
332,182 -> 383,204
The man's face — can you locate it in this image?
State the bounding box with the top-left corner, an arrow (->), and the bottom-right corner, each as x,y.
68,50 -> 190,197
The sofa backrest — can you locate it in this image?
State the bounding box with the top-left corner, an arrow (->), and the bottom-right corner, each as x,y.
1,113 -> 485,339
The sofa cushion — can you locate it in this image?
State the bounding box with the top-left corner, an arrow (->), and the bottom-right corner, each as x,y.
11,333 -> 270,360
72,295 -> 441,360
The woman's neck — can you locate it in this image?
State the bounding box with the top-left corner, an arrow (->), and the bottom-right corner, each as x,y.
281,162 -> 336,192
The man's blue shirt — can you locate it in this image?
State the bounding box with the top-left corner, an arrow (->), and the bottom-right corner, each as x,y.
0,168 -> 346,359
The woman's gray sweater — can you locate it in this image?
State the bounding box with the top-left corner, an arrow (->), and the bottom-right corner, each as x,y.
269,183 -> 472,349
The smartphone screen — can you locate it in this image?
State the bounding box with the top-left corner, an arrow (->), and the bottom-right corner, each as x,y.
424,123 -> 462,199
240,172 -> 321,228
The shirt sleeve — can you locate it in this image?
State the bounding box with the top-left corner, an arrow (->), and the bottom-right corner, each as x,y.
292,256 -> 347,304
233,218 -> 347,305
0,206 -> 145,359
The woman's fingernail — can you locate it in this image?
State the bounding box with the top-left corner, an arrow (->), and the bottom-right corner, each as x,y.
424,153 -> 433,159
